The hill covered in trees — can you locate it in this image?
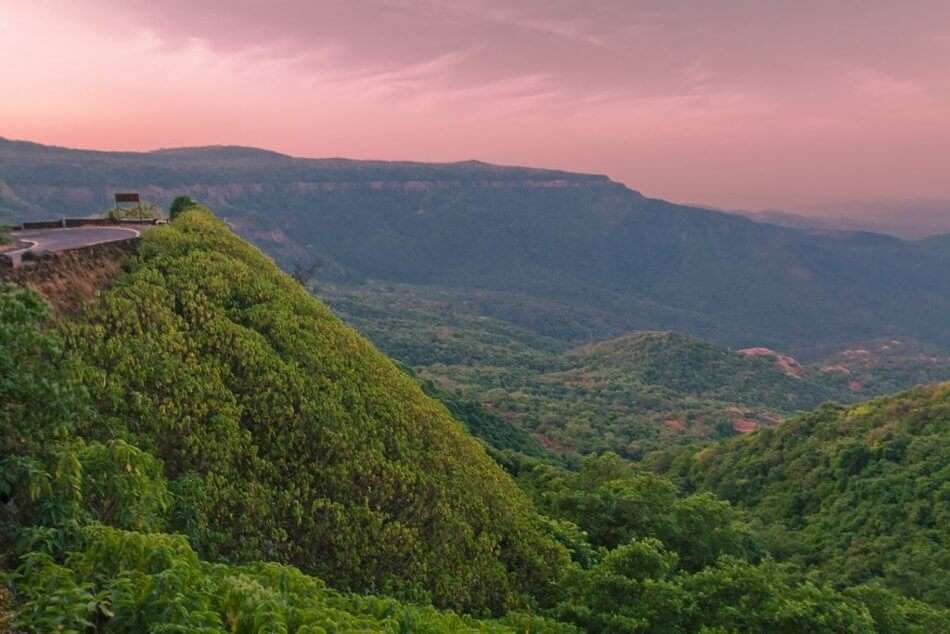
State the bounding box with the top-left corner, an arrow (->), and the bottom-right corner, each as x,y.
3,137 -> 950,355
3,208 -> 947,631
650,384 -> 950,607
323,287 -> 950,456
1,209 -> 568,617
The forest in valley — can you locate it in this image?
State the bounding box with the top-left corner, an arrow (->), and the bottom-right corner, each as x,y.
2,208 -> 948,632
321,280 -> 950,459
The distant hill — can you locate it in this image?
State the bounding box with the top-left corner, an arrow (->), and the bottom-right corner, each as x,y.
498,331 -> 838,456
563,332 -> 819,406
920,233 -> 950,264
734,202 -> 950,240
318,276 -> 950,457
3,137 -> 950,354
652,384 -> 950,606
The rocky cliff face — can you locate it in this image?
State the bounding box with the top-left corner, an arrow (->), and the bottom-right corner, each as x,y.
3,178 -> 609,217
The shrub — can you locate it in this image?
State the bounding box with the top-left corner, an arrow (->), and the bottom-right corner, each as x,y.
169,196 -> 197,221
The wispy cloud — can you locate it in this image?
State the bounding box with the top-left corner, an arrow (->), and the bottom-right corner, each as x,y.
4,0 -> 950,209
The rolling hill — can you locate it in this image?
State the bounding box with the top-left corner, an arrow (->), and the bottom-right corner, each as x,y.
1,209 -> 568,614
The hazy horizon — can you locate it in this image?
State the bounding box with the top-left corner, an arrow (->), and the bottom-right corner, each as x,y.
2,1 -> 950,212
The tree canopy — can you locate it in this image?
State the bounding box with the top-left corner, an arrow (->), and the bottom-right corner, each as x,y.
2,209 -> 947,632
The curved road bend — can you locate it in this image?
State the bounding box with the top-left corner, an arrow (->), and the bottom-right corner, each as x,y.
5,226 -> 142,267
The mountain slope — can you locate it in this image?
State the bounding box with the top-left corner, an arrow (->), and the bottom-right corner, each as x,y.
653,384 -> 950,605
3,137 -> 950,353
41,208 -> 568,612
3,211 -> 948,631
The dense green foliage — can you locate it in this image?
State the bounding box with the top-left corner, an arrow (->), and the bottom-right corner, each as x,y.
416,374 -> 557,462
62,209 -> 569,612
514,453 -> 762,565
0,280 -> 574,631
501,453 -> 949,632
3,209 -> 948,631
169,195 -> 197,220
441,332 -> 833,458
4,137 -> 950,353
327,297 -> 949,456
9,526 -> 573,633
652,385 -> 950,607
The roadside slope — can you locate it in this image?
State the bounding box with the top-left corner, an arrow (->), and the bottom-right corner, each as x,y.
61,208 -> 567,612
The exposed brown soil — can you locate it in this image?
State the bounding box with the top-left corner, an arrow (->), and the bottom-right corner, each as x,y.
733,419 -> 759,433
535,433 -> 573,454
0,239 -> 138,315
737,347 -> 804,378
664,418 -> 686,431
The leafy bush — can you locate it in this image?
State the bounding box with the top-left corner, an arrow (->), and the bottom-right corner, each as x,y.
518,453 -> 762,569
655,385 -> 950,606
168,195 -> 197,220
10,525 -> 578,633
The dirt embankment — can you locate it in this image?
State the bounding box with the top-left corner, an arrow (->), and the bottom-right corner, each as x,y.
0,239 -> 138,315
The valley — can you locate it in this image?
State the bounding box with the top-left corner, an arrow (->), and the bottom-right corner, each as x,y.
5,3 -> 950,630
2,207 -> 946,631
2,146 -> 949,631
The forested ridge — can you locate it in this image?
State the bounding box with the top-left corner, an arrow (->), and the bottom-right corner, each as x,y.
1,208 -> 947,632
649,384 -> 950,607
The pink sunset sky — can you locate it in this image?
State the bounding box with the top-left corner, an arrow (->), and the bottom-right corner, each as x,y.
1,0 -> 949,210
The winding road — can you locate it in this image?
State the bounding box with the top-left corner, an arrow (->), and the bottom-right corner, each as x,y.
4,226 -> 142,267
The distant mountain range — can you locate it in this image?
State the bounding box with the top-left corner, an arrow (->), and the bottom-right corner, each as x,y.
727,203 -> 950,240
2,136 -> 950,354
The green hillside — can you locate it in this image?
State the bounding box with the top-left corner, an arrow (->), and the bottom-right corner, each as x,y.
4,137 -> 950,354
2,209 -> 568,614
415,375 -> 558,462
3,208 -> 948,632
414,332 -> 819,457
652,384 -> 950,606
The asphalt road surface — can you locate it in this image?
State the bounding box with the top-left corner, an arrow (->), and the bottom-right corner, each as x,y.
5,226 -> 141,267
